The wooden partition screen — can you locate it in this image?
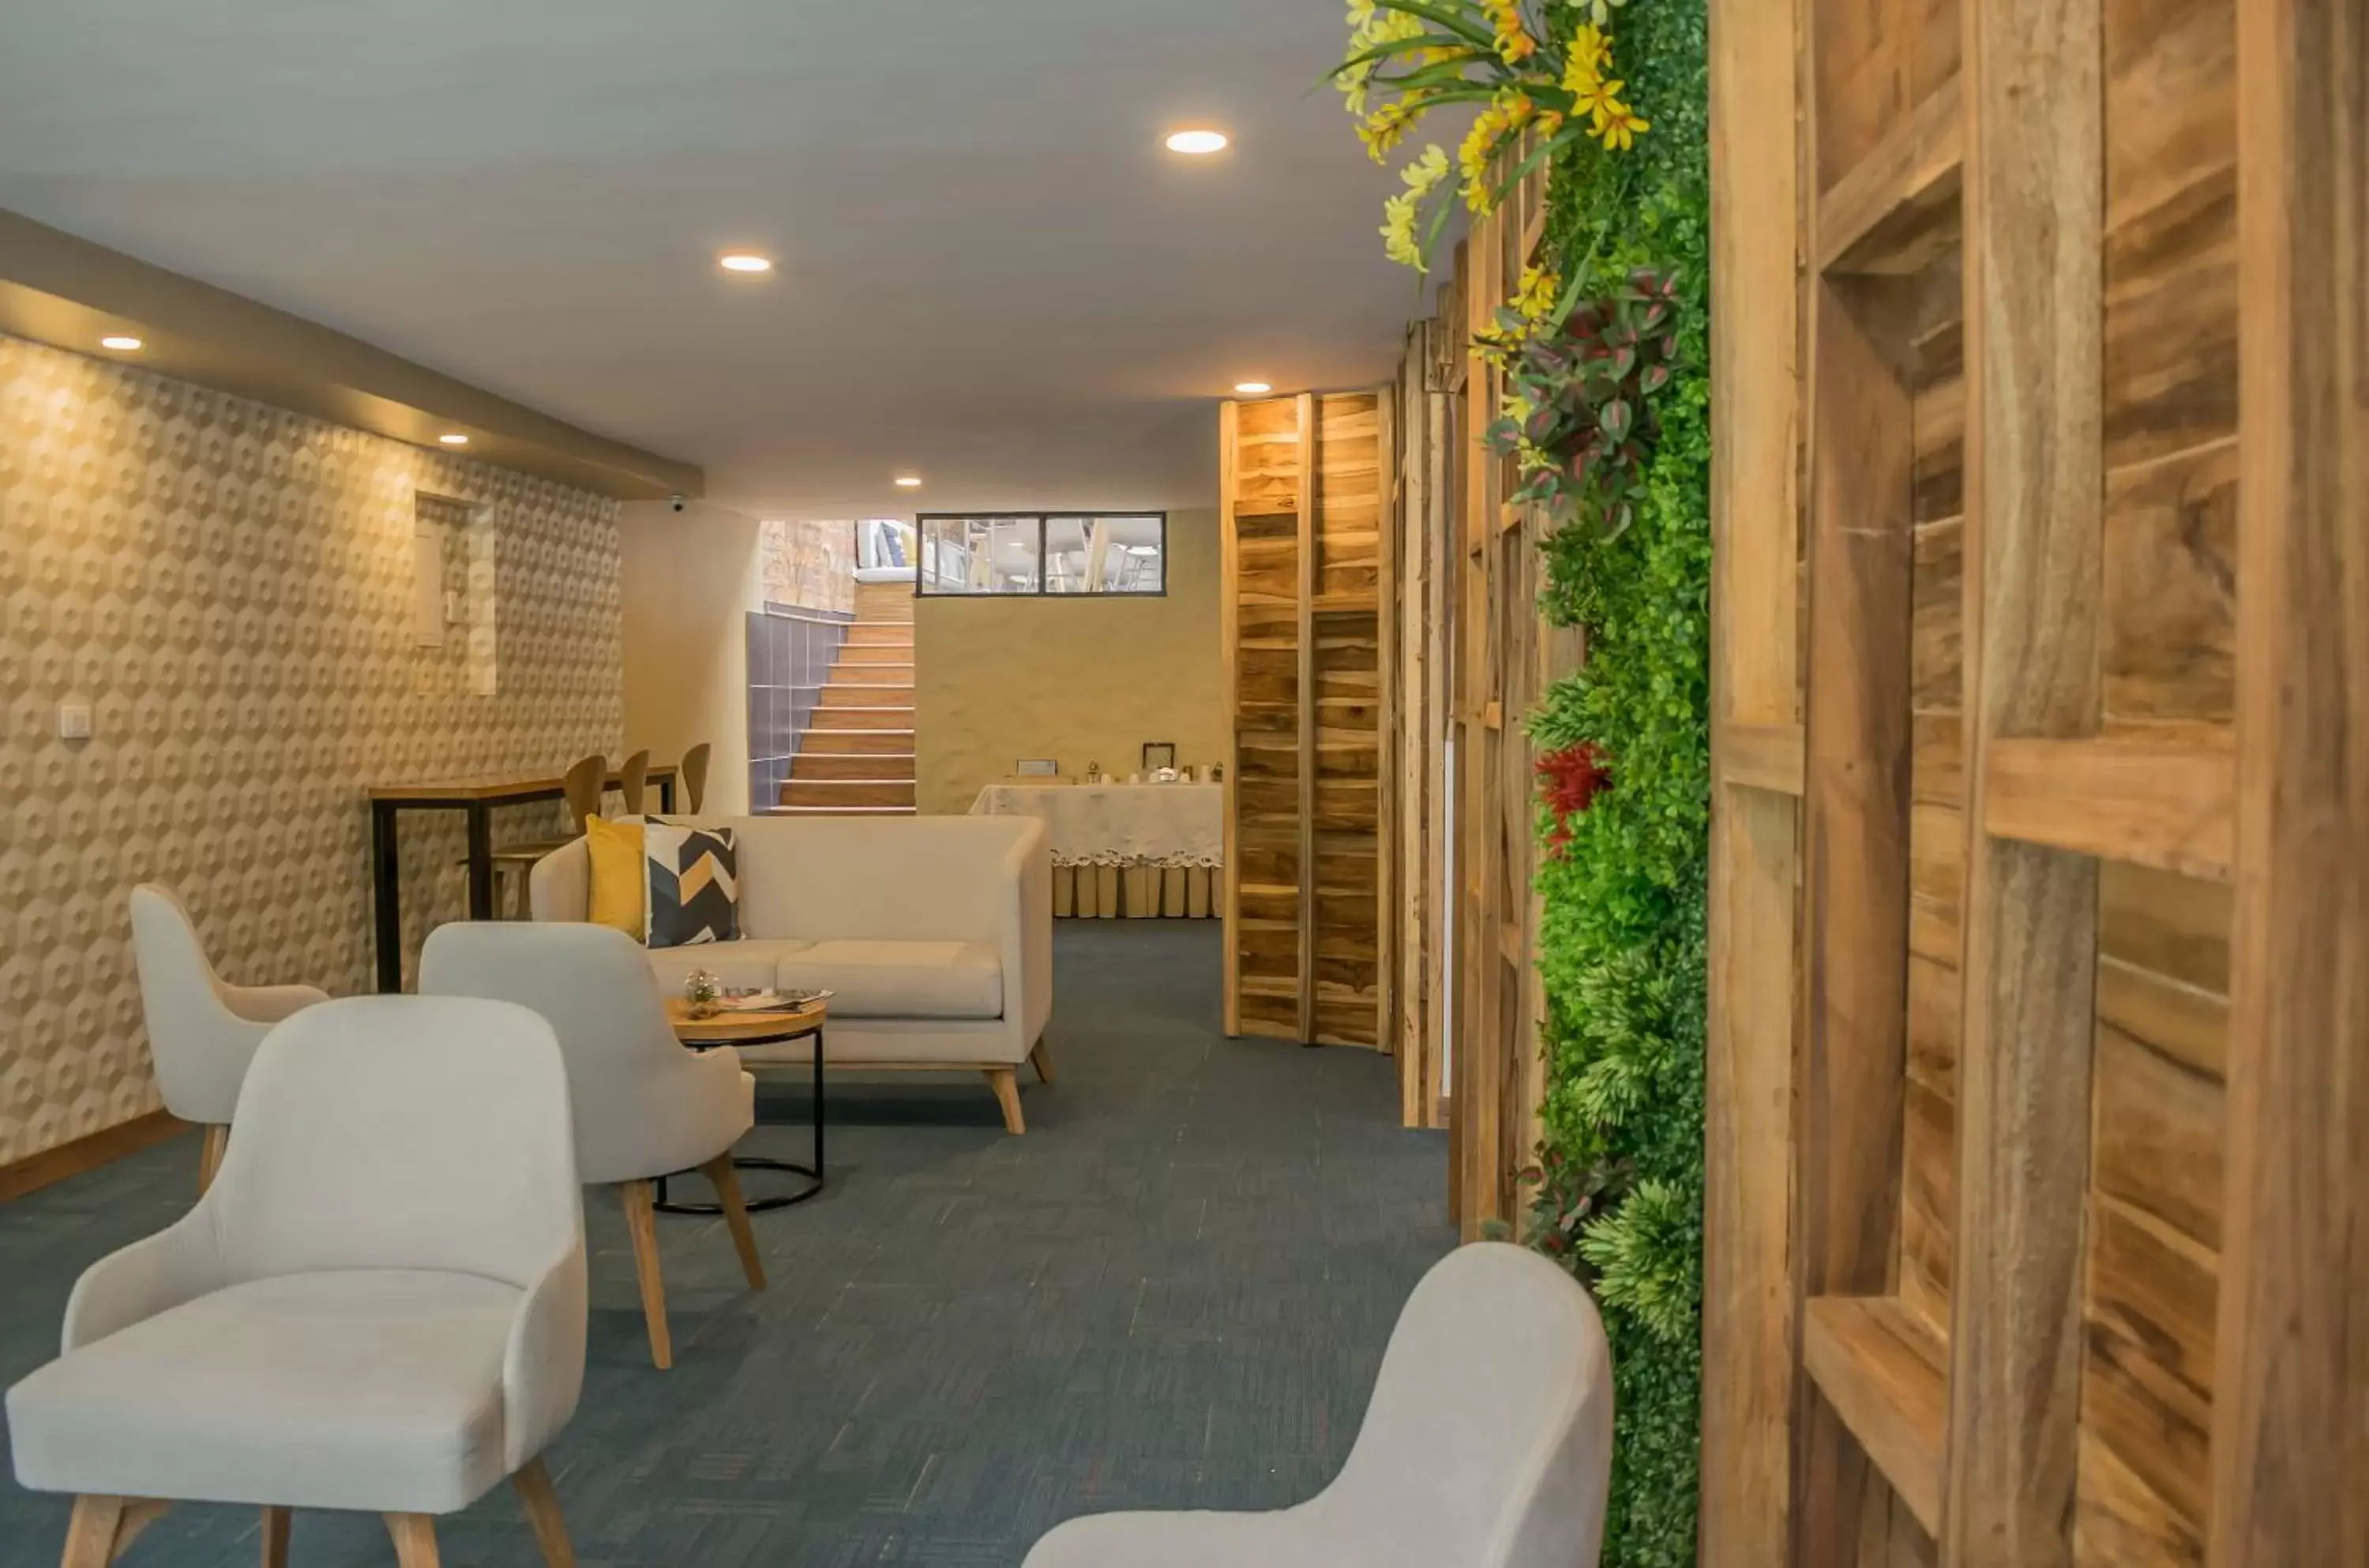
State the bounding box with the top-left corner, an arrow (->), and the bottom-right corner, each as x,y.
1218,391 -> 1393,1050
1703,0 -> 2367,1565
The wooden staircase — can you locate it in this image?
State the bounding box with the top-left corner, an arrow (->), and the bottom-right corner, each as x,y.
776,580 -> 916,815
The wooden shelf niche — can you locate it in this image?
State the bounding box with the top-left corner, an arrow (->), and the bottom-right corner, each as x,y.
1218,391 -> 1391,1048
1700,0 -> 2326,1563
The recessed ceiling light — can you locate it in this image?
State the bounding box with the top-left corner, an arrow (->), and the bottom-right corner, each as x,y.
99,335 -> 143,351
1166,129 -> 1230,156
438,433 -> 471,446
719,253 -> 774,274
1233,381 -> 1273,395
894,475 -> 925,489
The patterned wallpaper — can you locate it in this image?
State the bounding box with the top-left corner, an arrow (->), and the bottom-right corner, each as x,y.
0,332 -> 624,1165
759,517 -> 854,615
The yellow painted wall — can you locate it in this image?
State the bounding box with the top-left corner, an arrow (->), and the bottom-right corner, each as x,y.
915,508 -> 1224,814
621,501 -> 764,817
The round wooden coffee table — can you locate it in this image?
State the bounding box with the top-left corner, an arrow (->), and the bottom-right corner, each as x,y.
660,996 -> 828,1214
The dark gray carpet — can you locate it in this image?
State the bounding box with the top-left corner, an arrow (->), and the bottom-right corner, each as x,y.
0,922 -> 1452,1567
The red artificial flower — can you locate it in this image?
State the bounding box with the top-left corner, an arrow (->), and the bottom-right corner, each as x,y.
1537,741 -> 1611,858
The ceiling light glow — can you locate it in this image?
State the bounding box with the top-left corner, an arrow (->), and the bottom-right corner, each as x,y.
719,253 -> 774,274
438,433 -> 470,446
894,475 -> 925,489
99,335 -> 143,351
1233,381 -> 1272,395
1165,129 -> 1230,156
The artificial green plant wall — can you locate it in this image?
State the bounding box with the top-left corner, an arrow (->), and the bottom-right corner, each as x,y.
1337,4 -> 1711,1565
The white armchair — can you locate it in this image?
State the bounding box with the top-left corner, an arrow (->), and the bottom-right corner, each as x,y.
127,883 -> 329,1192
6,995 -> 588,1568
1021,1244 -> 1614,1568
420,921 -> 763,1371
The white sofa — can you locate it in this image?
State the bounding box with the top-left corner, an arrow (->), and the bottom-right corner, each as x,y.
531,814 -> 1053,1131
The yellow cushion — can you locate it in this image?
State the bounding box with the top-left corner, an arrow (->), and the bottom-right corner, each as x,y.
585,815 -> 646,939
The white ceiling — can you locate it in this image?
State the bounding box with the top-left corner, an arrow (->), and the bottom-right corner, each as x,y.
0,0 -> 1427,517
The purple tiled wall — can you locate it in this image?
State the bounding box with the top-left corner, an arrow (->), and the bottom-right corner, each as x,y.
747,606 -> 851,808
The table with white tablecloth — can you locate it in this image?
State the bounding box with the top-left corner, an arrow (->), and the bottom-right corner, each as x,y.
969,782 -> 1222,918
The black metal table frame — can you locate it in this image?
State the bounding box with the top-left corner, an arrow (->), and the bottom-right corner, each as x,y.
657,1022 -> 826,1214
368,771 -> 675,992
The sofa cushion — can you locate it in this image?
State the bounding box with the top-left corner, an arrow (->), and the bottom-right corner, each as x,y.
644,821 -> 740,948
646,939 -> 814,997
6,1270 -> 520,1515
775,940 -> 1004,1020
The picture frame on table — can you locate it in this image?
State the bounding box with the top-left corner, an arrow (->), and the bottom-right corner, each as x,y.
1014,758 -> 1060,778
1141,742 -> 1177,773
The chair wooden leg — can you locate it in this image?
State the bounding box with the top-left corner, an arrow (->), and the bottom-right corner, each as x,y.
1029,1037 -> 1056,1084
700,1154 -> 767,1291
384,1513 -> 441,1568
197,1124 -> 229,1196
258,1506 -> 291,1568
510,1457 -> 577,1568
986,1067 -> 1026,1135
619,1179 -> 673,1369
59,1496 -> 172,1568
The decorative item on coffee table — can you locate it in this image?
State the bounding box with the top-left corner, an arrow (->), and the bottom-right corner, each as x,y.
659,988 -> 831,1212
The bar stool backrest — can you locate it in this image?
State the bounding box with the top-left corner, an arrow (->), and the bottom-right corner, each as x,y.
618,750 -> 651,816
680,743 -> 711,815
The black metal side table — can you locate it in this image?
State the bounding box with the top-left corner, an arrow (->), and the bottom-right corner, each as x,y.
656,1000 -> 826,1214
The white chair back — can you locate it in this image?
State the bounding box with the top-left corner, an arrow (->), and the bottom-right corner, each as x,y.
207,995 -> 581,1292
419,921 -> 719,1184
1327,1243 -> 1614,1568
128,884 -> 261,1123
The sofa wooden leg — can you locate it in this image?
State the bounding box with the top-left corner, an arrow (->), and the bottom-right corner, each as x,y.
197,1124 -> 229,1196
259,1506 -> 291,1568
620,1179 -> 673,1369
385,1513 -> 441,1568
701,1154 -> 767,1291
511,1457 -> 577,1568
60,1495 -> 169,1568
986,1067 -> 1026,1134
1029,1038 -> 1056,1085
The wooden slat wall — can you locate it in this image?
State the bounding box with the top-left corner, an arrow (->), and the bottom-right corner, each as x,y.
1710,0 -> 2365,1562
1388,320 -> 1455,1127
1220,391 -> 1392,1049
1440,151 -> 1564,1238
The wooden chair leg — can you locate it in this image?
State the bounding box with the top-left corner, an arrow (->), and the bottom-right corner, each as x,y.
197,1124 -> 229,1196
619,1179 -> 673,1369
986,1067 -> 1026,1135
510,1457 -> 577,1568
258,1506 -> 291,1568
1029,1037 -> 1056,1084
384,1513 -> 441,1568
700,1154 -> 766,1291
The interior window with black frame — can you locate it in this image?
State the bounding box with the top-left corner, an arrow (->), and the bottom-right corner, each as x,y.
917,514 -> 1166,596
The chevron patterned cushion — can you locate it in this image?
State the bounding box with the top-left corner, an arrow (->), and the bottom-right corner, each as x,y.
644,822 -> 741,949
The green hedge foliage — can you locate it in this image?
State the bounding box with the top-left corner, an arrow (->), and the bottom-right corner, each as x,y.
1530,4 -> 1710,1565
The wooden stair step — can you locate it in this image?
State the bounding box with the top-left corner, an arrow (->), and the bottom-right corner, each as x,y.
838,643 -> 912,664
805,707 -> 916,731
799,729 -> 915,755
832,663 -> 915,684
780,778 -> 916,809
820,684 -> 914,707
845,624 -> 914,647
766,805 -> 919,817
793,752 -> 916,781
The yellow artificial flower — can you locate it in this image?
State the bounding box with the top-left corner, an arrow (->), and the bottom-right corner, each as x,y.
1514,264 -> 1561,323
1595,101 -> 1650,151
1380,144 -> 1451,272
1571,72 -> 1627,131
1459,89 -> 1535,212
1346,0 -> 1377,24
1481,0 -> 1537,65
1358,99 -> 1418,162
1567,21 -> 1612,80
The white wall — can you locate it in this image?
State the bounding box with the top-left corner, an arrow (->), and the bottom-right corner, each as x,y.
621,501 -> 764,816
